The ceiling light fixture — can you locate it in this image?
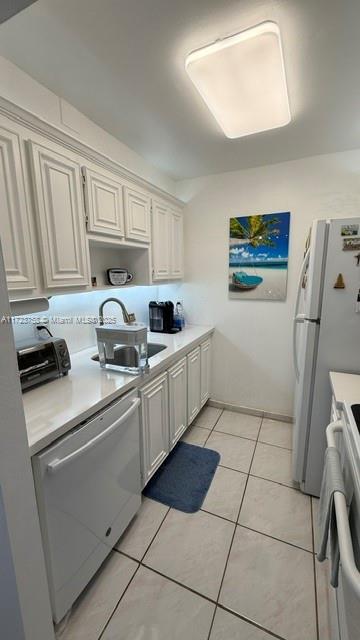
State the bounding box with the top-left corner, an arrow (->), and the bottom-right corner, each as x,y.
185,21 -> 291,139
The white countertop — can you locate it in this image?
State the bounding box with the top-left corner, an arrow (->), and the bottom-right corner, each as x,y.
330,371 -> 360,408
24,325 -> 213,455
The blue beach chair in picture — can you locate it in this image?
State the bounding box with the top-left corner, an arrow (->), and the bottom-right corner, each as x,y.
232,270 -> 263,290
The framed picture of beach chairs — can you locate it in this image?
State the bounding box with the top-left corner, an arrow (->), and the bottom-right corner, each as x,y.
229,212 -> 290,301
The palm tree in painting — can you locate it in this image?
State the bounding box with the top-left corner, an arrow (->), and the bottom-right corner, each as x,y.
230,215 -> 280,247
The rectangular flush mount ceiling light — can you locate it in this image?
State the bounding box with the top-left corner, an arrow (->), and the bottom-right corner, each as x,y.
185,21 -> 291,138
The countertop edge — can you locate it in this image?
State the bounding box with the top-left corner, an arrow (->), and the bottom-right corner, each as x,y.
329,370 -> 360,409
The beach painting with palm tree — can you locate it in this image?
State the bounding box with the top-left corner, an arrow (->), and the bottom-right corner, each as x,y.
229,212 -> 290,300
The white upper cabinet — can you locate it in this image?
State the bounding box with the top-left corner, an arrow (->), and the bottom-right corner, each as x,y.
82,166 -> 125,237
168,358 -> 188,449
200,339 -> 212,407
152,199 -> 170,280
152,200 -> 184,281
0,126 -> 36,291
170,208 -> 184,278
28,141 -> 90,289
124,185 -> 151,243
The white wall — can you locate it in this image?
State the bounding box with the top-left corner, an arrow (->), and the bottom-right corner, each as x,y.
176,149 -> 360,417
0,56 -> 176,195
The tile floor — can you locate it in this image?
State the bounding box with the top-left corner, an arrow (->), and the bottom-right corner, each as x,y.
56,406 -> 332,640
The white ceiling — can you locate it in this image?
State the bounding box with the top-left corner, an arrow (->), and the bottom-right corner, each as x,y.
0,0 -> 359,180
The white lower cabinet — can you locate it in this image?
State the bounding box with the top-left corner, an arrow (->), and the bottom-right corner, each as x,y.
168,358 -> 187,449
140,372 -> 169,484
187,347 -> 201,425
140,337 -> 212,485
200,339 -> 212,407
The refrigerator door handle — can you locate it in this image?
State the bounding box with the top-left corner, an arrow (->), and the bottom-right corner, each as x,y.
293,248 -> 310,381
293,314 -> 306,380
294,248 -> 310,319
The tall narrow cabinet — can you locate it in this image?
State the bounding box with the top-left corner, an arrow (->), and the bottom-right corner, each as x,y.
0,126 -> 36,291
28,141 -> 90,289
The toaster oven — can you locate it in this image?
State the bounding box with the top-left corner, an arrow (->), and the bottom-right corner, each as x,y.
16,337 -> 71,391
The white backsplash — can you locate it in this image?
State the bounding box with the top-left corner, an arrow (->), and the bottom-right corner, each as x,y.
12,285 -> 180,354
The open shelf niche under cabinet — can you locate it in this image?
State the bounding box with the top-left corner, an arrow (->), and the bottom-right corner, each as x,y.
88,237 -> 152,291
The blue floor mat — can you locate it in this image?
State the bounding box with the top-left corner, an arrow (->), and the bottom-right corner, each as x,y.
143,441 -> 220,513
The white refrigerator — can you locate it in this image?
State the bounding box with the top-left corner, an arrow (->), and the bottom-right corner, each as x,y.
293,217 -> 360,496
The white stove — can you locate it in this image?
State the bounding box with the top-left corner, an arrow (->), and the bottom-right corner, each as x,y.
329,402 -> 360,640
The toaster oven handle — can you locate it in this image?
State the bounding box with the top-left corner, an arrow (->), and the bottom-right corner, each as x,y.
19,360 -> 50,376
46,397 -> 140,474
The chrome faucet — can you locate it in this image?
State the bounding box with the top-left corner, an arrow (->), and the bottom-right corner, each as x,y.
98,298 -> 136,325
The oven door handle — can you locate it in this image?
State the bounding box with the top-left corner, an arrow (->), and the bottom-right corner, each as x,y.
19,360 -> 50,376
47,397 -> 140,475
326,421 -> 360,599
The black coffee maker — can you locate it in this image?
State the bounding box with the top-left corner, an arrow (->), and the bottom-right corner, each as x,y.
149,301 -> 178,333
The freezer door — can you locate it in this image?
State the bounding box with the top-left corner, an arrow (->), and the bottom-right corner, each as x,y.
292,320 -> 319,484
300,219 -> 328,320
32,389 -> 141,622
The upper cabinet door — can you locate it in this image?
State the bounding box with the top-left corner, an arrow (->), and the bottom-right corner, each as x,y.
28,142 -> 90,289
124,186 -> 151,243
152,199 -> 170,280
170,209 -> 184,278
82,166 -> 125,237
0,127 -> 36,291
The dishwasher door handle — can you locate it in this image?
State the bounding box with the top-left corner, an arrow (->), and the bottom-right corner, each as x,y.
47,397 -> 140,474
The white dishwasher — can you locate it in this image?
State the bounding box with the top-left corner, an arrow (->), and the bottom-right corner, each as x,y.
32,388 -> 141,623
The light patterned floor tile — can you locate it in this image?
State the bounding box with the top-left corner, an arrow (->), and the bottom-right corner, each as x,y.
210,607 -> 273,640
115,497 -> 169,560
205,431 -> 255,473
193,406 -> 222,429
143,509 -> 234,600
102,566 -> 215,640
239,475 -> 313,551
55,552 -> 138,640
251,441 -> 296,487
258,418 -> 293,450
181,425 -> 209,446
214,410 -> 261,440
202,466 -> 247,522
220,527 -> 317,640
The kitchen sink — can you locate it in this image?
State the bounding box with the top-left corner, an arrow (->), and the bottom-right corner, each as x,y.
91,342 -> 167,367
